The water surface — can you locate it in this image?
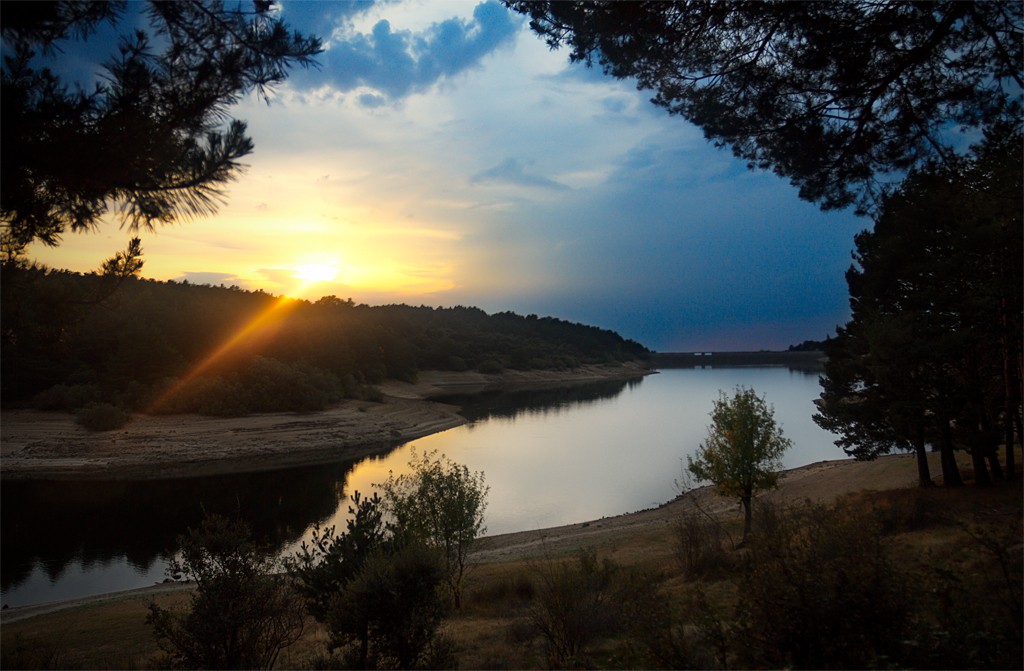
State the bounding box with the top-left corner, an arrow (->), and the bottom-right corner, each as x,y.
2,366 -> 842,607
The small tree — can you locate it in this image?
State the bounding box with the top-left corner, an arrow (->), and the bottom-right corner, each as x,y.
378,449 -> 489,608
687,387 -> 791,545
329,541 -> 453,670
147,514 -> 305,670
288,491 -> 453,669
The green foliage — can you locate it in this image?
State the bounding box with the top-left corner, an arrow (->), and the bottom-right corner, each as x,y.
508,1 -> 1022,215
687,387 -> 791,543
378,448 -> 489,608
146,515 -> 305,670
1,1 -> 321,248
288,492 -> 388,626
74,402 -> 130,432
1,272 -> 649,413
328,541 -> 454,670
287,491 -> 453,669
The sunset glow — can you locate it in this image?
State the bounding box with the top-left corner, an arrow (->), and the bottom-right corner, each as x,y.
147,296 -> 300,412
293,263 -> 338,284
22,0 -> 864,351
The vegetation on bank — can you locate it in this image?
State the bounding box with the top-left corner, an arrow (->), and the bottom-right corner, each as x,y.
0,267 -> 648,420
814,130 -> 1021,490
150,451 -> 486,670
2,470 -> 1019,670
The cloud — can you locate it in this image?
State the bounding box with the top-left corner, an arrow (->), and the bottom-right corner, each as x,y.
257,267 -> 296,288
357,92 -> 388,108
471,158 -> 569,191
304,1 -> 519,100
175,271 -> 249,288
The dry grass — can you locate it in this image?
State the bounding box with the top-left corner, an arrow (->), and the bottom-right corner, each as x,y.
3,466 -> 1020,669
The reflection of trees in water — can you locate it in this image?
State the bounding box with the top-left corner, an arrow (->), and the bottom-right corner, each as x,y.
2,381 -> 645,594
437,377 -> 642,423
1,461 -> 359,593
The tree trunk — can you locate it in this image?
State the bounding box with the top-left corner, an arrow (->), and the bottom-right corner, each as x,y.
1005,415 -> 1017,480
980,411 -> 1004,480
971,446 -> 993,486
914,423 -> 933,487
987,445 -> 1005,480
740,491 -> 752,546
1015,409 -> 1023,478
969,422 -> 993,486
939,419 -> 964,487
1000,276 -> 1021,480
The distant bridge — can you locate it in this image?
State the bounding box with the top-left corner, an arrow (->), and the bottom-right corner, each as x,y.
650,350 -> 825,370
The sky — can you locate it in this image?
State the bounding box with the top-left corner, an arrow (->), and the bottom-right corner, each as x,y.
26,0 -> 866,352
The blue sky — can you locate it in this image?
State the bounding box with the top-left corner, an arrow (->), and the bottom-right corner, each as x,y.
28,0 -> 865,351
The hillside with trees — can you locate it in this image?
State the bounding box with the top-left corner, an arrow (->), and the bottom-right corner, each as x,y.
0,267 -> 648,417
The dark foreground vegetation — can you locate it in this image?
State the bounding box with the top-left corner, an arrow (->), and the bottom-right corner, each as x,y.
2,470 -> 1019,670
0,267 -> 648,420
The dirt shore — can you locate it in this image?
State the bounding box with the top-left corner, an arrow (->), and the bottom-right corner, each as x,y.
0,363 -> 650,481
470,450 -> 937,563
0,450 -> 935,625
2,361 -> 934,625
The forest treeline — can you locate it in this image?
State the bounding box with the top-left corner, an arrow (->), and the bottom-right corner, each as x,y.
1,268 -> 648,417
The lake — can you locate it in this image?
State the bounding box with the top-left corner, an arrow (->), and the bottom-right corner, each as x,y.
1,365 -> 844,608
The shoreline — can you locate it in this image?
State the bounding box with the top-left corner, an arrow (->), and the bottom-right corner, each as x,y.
0,451 -> 935,624
0,363 -> 651,481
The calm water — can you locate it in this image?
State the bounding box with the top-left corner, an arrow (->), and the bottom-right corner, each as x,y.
1,366 -> 844,608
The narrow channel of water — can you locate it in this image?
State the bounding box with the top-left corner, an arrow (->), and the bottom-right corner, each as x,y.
2,366 -> 844,608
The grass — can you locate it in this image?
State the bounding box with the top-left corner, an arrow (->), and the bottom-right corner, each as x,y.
2,473 -> 1020,669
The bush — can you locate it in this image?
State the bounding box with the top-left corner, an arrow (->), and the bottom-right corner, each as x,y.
329,541 -> 452,670
530,551 -> 619,668
673,511 -> 731,579
378,449 -> 489,609
181,375 -> 250,416
477,360 -> 504,375
148,357 -> 347,416
239,356 -> 343,412
730,500 -> 912,669
147,515 -> 305,670
288,492 -> 454,669
446,355 -> 469,372
34,383 -> 100,411
75,402 -> 130,431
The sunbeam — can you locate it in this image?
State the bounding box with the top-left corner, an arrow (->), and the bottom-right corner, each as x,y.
147,293 -> 306,413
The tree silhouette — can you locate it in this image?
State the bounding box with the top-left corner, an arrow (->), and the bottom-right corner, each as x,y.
1,1 -> 321,251
815,127 -> 1022,485
507,1 -> 1022,214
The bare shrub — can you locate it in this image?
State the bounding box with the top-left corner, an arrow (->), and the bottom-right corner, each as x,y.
863,487 -> 948,533
468,571 -> 535,608
673,511 -> 730,579
527,549 -> 680,669
529,550 -> 623,668
732,500 -> 912,669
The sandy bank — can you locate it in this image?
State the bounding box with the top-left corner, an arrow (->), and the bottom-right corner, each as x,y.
0,363 -> 650,481
471,451 -> 936,563
0,451 -> 932,624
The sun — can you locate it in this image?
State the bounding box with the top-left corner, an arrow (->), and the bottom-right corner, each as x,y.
293,263 -> 338,283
